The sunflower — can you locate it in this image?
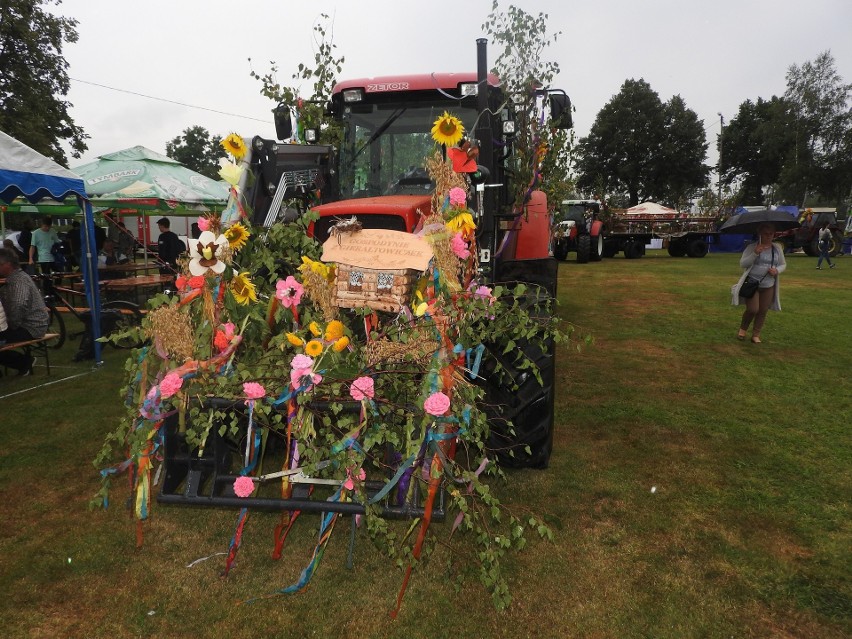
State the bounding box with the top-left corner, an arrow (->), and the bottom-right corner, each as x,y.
446,211 -> 476,238
305,340 -> 324,357
286,332 -> 304,347
332,335 -> 350,352
324,320 -> 345,341
308,321 -> 322,337
224,222 -> 250,251
431,111 -> 464,147
230,271 -> 257,305
221,133 -> 247,160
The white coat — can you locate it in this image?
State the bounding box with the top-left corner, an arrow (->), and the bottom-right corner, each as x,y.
730,241 -> 786,310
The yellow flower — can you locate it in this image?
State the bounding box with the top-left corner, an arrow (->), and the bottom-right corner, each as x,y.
332,336 -> 350,352
286,332 -> 304,347
324,320 -> 345,341
221,133 -> 247,160
305,340 -> 324,357
446,212 -> 476,238
230,271 -> 257,305
218,158 -> 243,186
414,302 -> 429,317
308,321 -> 322,337
299,256 -> 334,282
224,222 -> 250,251
431,111 -> 464,147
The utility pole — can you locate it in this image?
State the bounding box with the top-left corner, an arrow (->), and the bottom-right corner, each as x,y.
717,113 -> 724,206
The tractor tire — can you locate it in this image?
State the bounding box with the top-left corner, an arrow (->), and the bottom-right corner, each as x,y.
577,234 -> 591,263
667,240 -> 687,257
552,239 -> 569,261
830,232 -> 843,257
624,241 -> 643,259
601,241 -> 619,258
590,234 -> 603,262
686,238 -> 709,258
480,286 -> 556,469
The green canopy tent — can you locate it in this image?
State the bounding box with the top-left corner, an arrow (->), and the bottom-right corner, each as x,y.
71,146 -> 229,259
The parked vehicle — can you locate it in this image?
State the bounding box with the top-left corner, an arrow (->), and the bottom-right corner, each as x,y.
775,208 -> 845,257
552,199 -> 604,263
601,204 -> 718,259
164,39 -> 572,492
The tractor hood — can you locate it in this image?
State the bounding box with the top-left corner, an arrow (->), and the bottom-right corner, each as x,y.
309,194 -> 432,241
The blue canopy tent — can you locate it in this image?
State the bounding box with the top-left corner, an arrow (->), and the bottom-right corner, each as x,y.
0,131 -> 103,363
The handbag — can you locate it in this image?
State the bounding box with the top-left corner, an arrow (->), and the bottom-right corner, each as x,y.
738,245 -> 775,299
739,276 -> 760,299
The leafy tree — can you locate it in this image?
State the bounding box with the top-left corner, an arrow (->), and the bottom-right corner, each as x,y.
783,50 -> 852,205
165,126 -> 222,179
483,1 -> 574,212
658,95 -> 710,209
0,0 -> 87,165
720,96 -> 800,205
576,79 -> 708,207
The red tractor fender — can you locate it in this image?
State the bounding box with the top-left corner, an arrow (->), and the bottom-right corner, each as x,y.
589,219 -> 604,237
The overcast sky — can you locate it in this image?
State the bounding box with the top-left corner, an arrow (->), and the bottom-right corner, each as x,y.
54,0 -> 852,174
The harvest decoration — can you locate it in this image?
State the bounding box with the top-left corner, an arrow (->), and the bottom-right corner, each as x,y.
93,123 -> 565,614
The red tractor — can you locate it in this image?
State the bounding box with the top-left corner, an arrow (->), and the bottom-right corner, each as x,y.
238,40 -> 572,468
552,199 -> 605,263
775,208 -> 845,257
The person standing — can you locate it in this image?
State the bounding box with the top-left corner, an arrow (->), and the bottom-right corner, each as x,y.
816,222 -> 836,270
18,218 -> 34,273
29,215 -> 61,274
0,248 -> 49,375
732,222 -> 787,344
156,217 -> 186,274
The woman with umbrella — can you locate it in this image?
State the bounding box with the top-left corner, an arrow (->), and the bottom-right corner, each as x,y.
730,221 -> 787,343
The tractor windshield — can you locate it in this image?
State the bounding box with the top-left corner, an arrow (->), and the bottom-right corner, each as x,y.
338,102 -> 480,199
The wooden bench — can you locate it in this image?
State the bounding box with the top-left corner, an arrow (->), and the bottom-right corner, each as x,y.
0,333 -> 60,376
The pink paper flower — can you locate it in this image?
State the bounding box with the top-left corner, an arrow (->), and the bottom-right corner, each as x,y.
291,354 -> 314,370
451,232 -> 470,259
424,391 -> 450,416
449,187 -> 467,208
233,475 -> 254,498
276,276 -> 304,309
472,284 -> 495,305
159,372 -> 183,399
197,216 -> 210,232
243,382 -> 266,402
343,467 -> 366,491
291,368 -> 322,389
350,376 -> 375,401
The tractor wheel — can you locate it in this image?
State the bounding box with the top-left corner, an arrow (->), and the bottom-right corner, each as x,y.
480,286 -> 556,469
667,240 -> 687,257
830,231 -> 844,257
577,234 -> 591,263
552,238 -> 569,261
601,241 -> 619,258
624,241 -> 643,259
686,238 -> 709,258
590,234 -> 603,261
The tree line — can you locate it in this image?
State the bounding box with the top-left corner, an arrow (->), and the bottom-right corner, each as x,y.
3,1 -> 850,213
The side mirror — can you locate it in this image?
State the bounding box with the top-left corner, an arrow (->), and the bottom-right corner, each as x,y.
549,93 -> 573,129
273,103 -> 293,141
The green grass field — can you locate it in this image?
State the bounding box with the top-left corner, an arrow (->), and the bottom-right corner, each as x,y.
1,250 -> 849,638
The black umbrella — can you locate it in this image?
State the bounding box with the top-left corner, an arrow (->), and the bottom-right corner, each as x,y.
718,209 -> 800,234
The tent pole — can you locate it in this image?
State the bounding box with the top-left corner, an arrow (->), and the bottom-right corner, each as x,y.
79,196 -> 103,365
